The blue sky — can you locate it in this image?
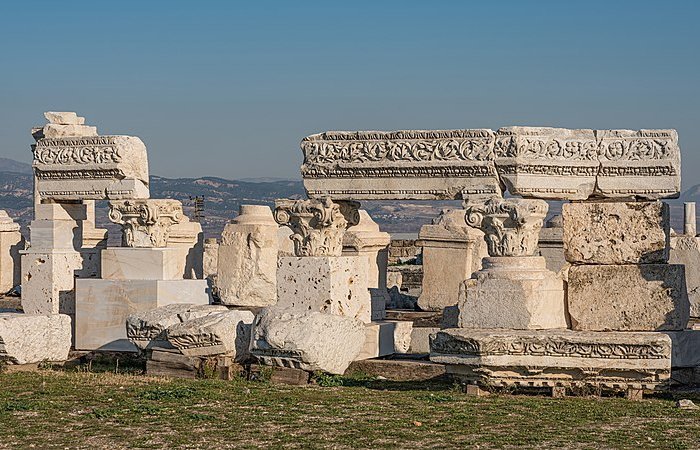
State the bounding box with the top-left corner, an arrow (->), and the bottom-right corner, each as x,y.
0,1 -> 698,185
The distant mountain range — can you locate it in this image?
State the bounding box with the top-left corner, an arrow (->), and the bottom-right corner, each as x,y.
1,157 -> 696,237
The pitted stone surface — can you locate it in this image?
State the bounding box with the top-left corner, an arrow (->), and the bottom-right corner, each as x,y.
0,313 -> 71,364
563,201 -> 669,264
250,307 -> 366,375
165,310 -> 255,359
126,304 -> 228,350
567,264 -> 689,331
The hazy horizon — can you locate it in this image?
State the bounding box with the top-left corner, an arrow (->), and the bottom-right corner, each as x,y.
1,1 -> 698,187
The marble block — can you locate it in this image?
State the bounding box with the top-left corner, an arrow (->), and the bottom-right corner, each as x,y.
165,310 -> 255,359
417,209 -> 487,311
126,303 -> 228,350
669,236 -> 700,317
567,264 -> 689,331
217,205 -> 278,307
563,201 -> 669,264
250,307 -> 366,375
21,251 -> 84,315
0,313 -> 72,364
0,212 -> 23,292
458,256 -> 567,330
277,256 -> 371,323
430,328 -> 672,390
74,279 -> 210,351
101,247 -> 187,280
34,203 -> 88,221
356,320 -> 413,360
663,330 -> 700,368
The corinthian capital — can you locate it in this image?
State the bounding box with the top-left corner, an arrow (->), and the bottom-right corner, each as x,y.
274,197 -> 360,257
109,199 -> 184,248
464,197 -> 547,257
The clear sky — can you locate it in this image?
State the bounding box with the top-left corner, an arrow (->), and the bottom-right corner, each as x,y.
0,1 -> 698,185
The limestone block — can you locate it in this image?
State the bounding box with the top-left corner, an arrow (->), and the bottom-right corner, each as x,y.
74,279 -> 210,351
430,328 -> 671,389
21,251 -> 83,315
34,203 -> 88,221
27,220 -> 82,251
0,211 -> 23,292
663,331 -> 700,368
538,217 -> 566,274
165,310 -> 255,359
44,111 -> 85,125
167,219 -> 204,279
356,320 -> 413,360
33,133 -> 150,201
277,227 -> 295,257
408,327 -> 440,354
43,124 -> 98,138
217,205 -> 277,307
301,129 -> 503,201
0,313 -> 71,364
277,256 -> 371,323
458,256 -> 567,330
563,201 -> 670,264
101,247 -> 187,281
596,129 -> 680,200
417,209 -> 487,311
567,264 -> 689,331
202,238 -> 218,279
126,303 -> 228,350
495,127 -> 599,200
669,236 -> 700,317
250,308 -> 366,375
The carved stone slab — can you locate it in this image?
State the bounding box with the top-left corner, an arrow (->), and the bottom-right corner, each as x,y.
108,199 -> 184,248
301,130 -> 502,200
430,328 -> 671,390
299,127 -> 681,201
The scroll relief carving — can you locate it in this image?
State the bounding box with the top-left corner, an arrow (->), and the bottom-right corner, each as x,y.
274,197 -> 360,257
109,199 -> 184,248
464,197 -> 547,257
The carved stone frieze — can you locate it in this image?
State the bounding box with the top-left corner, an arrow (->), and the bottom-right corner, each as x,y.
464,197 -> 547,257
274,197 -> 360,257
108,199 -> 184,248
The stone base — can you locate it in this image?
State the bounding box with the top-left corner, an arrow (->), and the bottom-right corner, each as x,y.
430,328 -> 671,390
567,264 -> 689,331
21,250 -> 84,315
277,256 -> 371,323
0,313 -> 72,364
458,257 -> 567,330
101,247 -> 187,280
356,320 -> 413,360
74,279 -> 210,351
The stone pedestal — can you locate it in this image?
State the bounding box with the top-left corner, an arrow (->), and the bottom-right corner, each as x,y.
417,209 -> 487,312
430,328 -> 672,391
567,264 -> 688,331
21,203 -> 88,315
217,205 -> 278,307
0,211 -> 24,293
277,256 -> 371,323
343,210 -> 391,320
101,247 -> 188,280
458,257 -> 567,329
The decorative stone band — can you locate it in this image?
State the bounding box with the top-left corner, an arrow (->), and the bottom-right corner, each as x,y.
300,127 -> 680,201
108,199 -> 184,248
274,197 -> 360,257
464,197 -> 547,257
32,135 -> 150,201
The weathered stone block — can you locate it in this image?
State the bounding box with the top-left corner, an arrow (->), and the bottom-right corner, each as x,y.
165,310 -> 255,359
663,330 -> 700,368
277,256 -> 371,323
567,264 -> 689,331
418,209 -> 487,311
74,279 -> 210,351
356,320 -> 413,360
0,313 -> 72,364
126,303 -> 228,350
563,201 -> 669,264
250,308 -> 366,375
430,328 -> 671,390
101,247 -> 187,281
458,256 -> 567,330
0,211 -> 23,293
669,236 -> 700,317
217,205 -> 277,307
21,251 -> 83,315
44,111 -> 85,125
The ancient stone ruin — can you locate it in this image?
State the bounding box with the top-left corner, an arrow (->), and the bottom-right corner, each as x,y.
1,115 -> 698,399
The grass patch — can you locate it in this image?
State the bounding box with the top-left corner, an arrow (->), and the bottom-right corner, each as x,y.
0,369 -> 699,449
